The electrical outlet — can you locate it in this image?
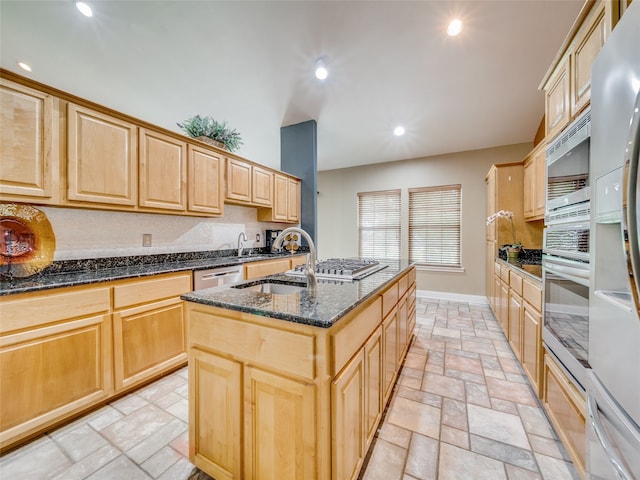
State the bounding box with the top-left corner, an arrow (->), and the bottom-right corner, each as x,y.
256,233 -> 261,243
142,233 -> 152,247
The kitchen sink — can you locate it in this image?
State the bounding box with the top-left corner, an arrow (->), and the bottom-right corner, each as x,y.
232,280 -> 306,295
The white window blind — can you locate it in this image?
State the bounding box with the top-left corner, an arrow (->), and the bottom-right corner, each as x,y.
409,184 -> 462,267
358,189 -> 401,260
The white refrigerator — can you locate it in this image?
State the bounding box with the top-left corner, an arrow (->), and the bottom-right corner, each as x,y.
588,1 -> 640,478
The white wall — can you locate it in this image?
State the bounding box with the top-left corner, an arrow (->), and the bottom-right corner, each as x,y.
41,204 -> 288,260
317,143 -> 532,296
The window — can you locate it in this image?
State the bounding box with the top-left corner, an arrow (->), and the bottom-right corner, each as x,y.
357,189 -> 401,260
409,184 -> 462,267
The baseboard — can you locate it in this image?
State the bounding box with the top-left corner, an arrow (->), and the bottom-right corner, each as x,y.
416,289 -> 489,305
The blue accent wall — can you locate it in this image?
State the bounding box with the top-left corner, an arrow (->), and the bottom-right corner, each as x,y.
281,120 -> 318,245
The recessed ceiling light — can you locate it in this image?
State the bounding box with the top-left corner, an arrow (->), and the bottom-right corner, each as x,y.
315,58 -> 328,80
17,62 -> 32,72
76,2 -> 93,17
394,126 -> 405,136
447,18 -> 463,36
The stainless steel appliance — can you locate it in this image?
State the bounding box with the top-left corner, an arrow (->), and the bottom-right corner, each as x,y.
587,3 -> 640,478
287,258 -> 388,281
543,101 -> 593,391
193,265 -> 243,290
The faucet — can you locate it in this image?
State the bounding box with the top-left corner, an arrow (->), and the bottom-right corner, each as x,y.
272,227 -> 317,293
237,232 -> 248,257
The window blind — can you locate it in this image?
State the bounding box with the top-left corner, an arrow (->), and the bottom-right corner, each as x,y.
409,184 -> 461,267
357,189 -> 401,260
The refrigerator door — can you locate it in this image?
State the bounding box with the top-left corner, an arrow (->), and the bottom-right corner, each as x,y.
622,91 -> 640,317
586,371 -> 640,480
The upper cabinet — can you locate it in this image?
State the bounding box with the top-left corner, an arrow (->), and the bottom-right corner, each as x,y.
523,143 -> 546,221
258,173 -> 301,224
0,79 -> 60,203
225,158 -> 273,207
541,0 -> 611,139
67,103 -> 138,207
138,128 -> 187,212
0,70 -> 297,221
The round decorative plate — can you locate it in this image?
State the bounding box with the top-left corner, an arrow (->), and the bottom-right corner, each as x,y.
1,203 -> 55,278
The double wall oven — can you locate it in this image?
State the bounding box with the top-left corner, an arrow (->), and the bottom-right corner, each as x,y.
542,107 -> 591,391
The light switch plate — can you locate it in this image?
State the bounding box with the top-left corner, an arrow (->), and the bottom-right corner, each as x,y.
256,233 -> 260,242
143,233 -> 152,247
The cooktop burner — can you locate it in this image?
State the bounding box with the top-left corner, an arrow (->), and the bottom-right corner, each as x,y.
287,258 -> 388,280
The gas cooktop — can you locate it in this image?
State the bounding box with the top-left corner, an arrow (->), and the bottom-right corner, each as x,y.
287,258 -> 388,281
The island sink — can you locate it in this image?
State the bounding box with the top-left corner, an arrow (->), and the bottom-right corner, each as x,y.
233,281 -> 305,295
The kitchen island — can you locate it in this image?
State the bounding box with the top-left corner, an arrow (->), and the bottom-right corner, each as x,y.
181,260 -> 416,480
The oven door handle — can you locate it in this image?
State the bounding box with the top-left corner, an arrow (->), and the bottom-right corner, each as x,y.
542,255 -> 590,287
586,393 -> 633,480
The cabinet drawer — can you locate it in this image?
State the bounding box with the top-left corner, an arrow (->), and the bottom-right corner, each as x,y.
398,274 -> 409,296
381,282 -> 399,318
0,286 -> 110,334
244,258 -> 291,279
509,270 -> 523,296
523,279 -> 542,311
332,297 -> 382,375
500,264 -> 510,282
408,267 -> 416,286
113,272 -> 191,309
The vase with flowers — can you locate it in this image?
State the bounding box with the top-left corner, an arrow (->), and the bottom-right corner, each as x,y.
487,210 -> 522,258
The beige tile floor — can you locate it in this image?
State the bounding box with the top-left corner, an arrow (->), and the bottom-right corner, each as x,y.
0,298 -> 579,480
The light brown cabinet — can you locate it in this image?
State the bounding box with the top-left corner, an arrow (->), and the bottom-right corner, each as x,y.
188,144 -> 224,215
0,271 -> 191,451
523,143 -> 546,221
544,53 -> 571,140
0,285 -> 113,451
112,273 -> 191,391
225,158 -> 274,207
543,352 -> 586,477
67,103 -> 138,207
258,173 -> 301,223
138,128 -> 187,211
0,78 -> 60,203
187,267 -> 416,480
507,281 -> 523,359
243,255 -> 305,280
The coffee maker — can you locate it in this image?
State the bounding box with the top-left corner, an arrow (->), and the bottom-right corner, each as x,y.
265,229 -> 283,251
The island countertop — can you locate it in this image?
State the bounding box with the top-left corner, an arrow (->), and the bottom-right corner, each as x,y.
181,259 -> 415,328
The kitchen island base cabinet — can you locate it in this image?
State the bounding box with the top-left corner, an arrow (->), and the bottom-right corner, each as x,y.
186,266 -> 416,480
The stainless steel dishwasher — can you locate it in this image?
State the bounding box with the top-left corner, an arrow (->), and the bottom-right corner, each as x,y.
193,265 -> 243,290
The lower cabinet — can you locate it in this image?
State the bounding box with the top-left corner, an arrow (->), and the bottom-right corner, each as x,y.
543,352 -> 586,477
186,266 -> 416,480
244,255 -> 305,280
507,289 -> 523,359
522,300 -> 542,395
0,271 -> 191,451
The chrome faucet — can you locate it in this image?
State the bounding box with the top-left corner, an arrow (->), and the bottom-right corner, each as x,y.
237,232 -> 248,257
272,227 -> 317,293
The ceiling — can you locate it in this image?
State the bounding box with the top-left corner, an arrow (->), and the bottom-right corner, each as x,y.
0,1 -> 583,172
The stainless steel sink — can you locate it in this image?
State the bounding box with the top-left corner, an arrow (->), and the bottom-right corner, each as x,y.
232,281 -> 305,295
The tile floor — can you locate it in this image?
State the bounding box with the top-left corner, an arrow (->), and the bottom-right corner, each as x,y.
0,298 -> 580,480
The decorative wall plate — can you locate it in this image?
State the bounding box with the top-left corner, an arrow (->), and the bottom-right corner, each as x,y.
1,203 -> 55,278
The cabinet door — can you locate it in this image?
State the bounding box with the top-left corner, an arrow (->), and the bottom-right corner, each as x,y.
364,327 -> 383,447
545,54 -> 571,139
382,307 -> 398,403
67,103 -> 137,206
486,241 -> 497,308
397,293 -> 409,362
245,367 -> 316,480
571,4 -> 606,116
287,177 -> 300,222
139,128 -> 187,211
499,279 -> 510,336
332,350 -> 365,480
252,166 -> 273,207
522,301 -> 542,396
189,349 -> 242,480
534,146 -> 546,217
226,158 -> 252,203
272,174 -> 289,221
508,290 -> 523,360
543,353 -> 586,477
113,298 -> 187,391
485,168 -> 496,241
244,258 -> 291,280
188,144 -> 224,215
0,79 -> 59,202
0,313 -> 112,450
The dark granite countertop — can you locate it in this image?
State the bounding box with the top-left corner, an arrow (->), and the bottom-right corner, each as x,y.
181,260 -> 415,329
0,250 -> 306,296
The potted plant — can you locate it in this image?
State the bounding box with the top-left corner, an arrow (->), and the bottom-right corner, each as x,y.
177,115 -> 243,152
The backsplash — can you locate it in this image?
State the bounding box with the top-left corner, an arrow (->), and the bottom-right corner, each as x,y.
40,205 -> 288,260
